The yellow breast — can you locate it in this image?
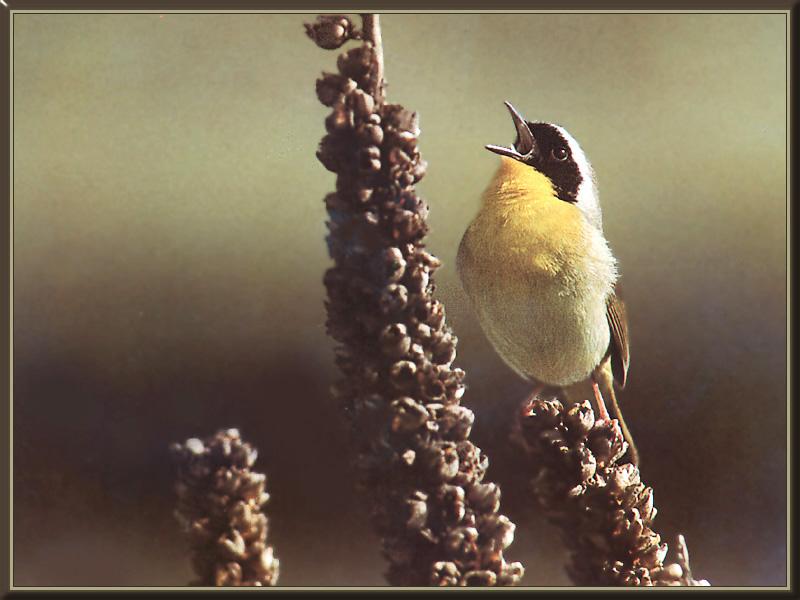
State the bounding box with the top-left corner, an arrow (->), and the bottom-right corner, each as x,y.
474,157 -> 590,281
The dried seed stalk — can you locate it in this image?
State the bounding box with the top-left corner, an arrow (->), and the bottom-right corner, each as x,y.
170,429 -> 279,586
307,13 -> 523,586
517,398 -> 709,586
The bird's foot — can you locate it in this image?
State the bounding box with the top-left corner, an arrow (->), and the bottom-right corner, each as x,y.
519,384 -> 547,417
525,383 -> 546,404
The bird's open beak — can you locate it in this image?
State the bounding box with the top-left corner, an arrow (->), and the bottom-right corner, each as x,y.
485,101 -> 539,161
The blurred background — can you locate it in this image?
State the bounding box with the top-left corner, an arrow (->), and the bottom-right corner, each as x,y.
13,12 -> 787,587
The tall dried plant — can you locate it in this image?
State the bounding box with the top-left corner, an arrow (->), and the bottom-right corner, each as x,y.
170,429 -> 279,586
306,13 -> 524,586
517,397 -> 708,586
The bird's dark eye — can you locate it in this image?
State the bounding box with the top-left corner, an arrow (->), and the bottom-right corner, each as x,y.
552,147 -> 569,161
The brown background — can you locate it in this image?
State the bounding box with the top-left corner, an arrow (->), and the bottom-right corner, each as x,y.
12,12 -> 787,586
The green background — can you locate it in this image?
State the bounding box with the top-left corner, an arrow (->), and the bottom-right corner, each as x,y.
13,13 -> 787,586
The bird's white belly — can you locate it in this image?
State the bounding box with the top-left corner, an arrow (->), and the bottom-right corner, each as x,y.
475,275 -> 610,386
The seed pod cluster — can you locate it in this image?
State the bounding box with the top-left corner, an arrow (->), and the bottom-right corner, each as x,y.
170,429 -> 279,587
308,14 -> 523,587
304,14 -> 357,50
518,398 -> 708,587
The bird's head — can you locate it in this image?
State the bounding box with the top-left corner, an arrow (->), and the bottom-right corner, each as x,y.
486,101 -> 601,227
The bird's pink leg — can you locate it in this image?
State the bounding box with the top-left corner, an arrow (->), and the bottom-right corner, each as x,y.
591,379 -> 611,422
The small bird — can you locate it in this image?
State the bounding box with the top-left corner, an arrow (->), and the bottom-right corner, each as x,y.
457,101 -> 637,464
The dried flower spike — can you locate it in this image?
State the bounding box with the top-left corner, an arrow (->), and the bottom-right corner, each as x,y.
170,429 -> 279,586
308,13 -> 523,587
517,398 -> 707,586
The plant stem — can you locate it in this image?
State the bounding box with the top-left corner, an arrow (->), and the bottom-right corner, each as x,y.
360,14 -> 384,105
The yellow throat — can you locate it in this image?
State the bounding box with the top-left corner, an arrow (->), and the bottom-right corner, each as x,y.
475,157 -> 589,278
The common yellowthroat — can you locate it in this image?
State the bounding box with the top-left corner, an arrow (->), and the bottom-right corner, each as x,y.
457,101 -> 637,465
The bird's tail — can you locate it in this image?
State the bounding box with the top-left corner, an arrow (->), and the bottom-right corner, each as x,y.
563,365 -> 639,465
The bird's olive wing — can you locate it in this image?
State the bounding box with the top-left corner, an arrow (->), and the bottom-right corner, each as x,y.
606,292 -> 630,388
